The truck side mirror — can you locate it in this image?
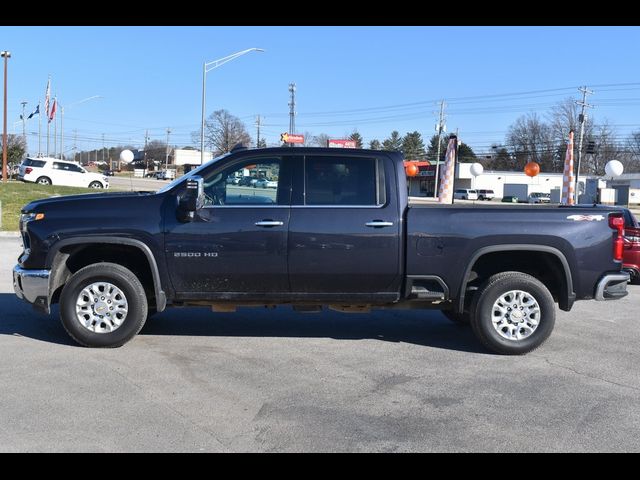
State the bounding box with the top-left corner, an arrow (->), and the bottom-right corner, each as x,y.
178,175 -> 204,222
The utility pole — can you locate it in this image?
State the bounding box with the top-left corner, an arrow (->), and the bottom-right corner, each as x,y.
165,127 -> 171,170
288,83 -> 296,135
73,129 -> 77,162
101,133 -> 105,163
433,100 -> 446,198
1,51 -> 9,182
20,101 -> 27,144
53,102 -> 57,159
38,99 -> 41,156
60,106 -> 64,159
255,115 -> 262,148
143,130 -> 150,173
574,86 -> 594,203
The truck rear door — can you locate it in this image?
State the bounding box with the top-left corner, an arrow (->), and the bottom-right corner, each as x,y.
287,153 -> 402,300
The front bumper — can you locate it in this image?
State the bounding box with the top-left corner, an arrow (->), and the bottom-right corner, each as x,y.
13,265 -> 51,313
594,272 -> 630,301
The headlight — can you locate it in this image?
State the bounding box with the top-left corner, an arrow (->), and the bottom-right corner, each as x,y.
19,212 -> 45,233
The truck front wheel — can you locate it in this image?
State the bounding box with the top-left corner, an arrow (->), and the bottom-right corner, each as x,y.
470,272 -> 555,355
59,262 -> 148,348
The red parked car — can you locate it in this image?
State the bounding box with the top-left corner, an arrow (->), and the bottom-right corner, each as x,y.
622,208 -> 640,283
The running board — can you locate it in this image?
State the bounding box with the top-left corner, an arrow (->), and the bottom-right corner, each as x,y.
405,275 -> 449,301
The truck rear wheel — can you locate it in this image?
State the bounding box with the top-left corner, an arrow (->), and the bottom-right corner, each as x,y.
469,271 -> 555,355
59,262 -> 148,348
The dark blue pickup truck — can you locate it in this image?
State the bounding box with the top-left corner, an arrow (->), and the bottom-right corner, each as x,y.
13,147 -> 629,354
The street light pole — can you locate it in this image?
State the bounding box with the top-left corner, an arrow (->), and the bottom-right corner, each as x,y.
1,51 -> 10,183
200,48 -> 264,165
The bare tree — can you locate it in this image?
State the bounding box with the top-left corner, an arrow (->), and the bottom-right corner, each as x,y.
583,121 -> 620,176
193,109 -> 252,156
312,133 -> 330,147
301,131 -> 316,147
506,113 -> 556,172
547,98 -> 594,172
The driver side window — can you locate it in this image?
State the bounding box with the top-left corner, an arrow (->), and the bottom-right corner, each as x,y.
201,158 -> 281,207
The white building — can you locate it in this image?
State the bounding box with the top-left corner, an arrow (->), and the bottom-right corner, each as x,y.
454,163 -> 565,198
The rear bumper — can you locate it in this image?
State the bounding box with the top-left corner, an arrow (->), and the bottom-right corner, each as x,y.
594,272 -> 630,301
13,265 -> 51,313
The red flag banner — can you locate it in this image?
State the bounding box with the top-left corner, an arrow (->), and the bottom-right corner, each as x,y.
48,97 -> 57,123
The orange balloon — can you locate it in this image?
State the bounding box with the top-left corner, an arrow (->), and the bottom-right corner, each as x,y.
524,161 -> 540,177
405,163 -> 419,177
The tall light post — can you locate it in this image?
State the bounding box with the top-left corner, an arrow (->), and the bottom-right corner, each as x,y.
200,48 -> 264,165
60,95 -> 101,159
1,51 -> 11,183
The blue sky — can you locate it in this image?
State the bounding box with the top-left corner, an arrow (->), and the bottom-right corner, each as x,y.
2,26 -> 640,157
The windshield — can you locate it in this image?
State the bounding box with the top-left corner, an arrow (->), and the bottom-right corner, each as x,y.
157,152 -> 232,194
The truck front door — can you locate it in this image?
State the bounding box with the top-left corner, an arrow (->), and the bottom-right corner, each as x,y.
164,156 -> 291,297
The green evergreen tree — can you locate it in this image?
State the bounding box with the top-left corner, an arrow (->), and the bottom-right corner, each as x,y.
457,142 -> 477,162
401,131 -> 426,159
426,134 -> 448,163
382,131 -> 402,151
349,131 -> 364,148
369,139 -> 381,150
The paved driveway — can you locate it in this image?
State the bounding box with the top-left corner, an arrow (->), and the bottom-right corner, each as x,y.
1,237 -> 639,452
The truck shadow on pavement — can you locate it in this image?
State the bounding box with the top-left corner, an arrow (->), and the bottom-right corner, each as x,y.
0,294 -> 484,353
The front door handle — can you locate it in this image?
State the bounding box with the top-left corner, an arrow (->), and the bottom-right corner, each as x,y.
255,220 -> 284,227
365,220 -> 394,228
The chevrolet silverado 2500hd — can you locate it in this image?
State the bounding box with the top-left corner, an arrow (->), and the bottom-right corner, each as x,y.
13,147 -> 629,354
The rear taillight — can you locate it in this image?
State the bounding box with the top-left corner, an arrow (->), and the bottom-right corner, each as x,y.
609,214 -> 625,261
25,167 -> 32,174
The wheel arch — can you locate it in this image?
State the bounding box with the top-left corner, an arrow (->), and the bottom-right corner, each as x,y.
47,237 -> 166,313
457,244 -> 575,314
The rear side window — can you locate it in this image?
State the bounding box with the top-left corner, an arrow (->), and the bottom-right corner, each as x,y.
23,159 -> 46,168
53,162 -> 83,172
304,156 -> 383,206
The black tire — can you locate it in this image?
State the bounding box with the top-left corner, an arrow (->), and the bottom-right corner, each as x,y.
88,181 -> 103,189
59,262 -> 148,348
36,176 -> 51,185
442,310 -> 470,324
469,271 -> 555,355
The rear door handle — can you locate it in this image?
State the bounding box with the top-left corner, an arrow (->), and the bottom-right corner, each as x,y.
255,220 -> 284,227
365,221 -> 394,228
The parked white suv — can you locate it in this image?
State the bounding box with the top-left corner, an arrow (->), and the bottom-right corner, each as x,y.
18,157 -> 109,189
453,189 -> 478,200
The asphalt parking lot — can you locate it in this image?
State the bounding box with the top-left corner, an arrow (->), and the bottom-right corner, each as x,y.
1,235 -> 639,452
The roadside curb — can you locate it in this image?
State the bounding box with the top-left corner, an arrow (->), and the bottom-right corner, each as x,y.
0,231 -> 20,238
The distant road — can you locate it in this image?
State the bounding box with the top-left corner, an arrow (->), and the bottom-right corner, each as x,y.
108,175 -> 169,192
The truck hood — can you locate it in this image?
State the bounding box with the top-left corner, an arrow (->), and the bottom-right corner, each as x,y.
22,191 -> 156,213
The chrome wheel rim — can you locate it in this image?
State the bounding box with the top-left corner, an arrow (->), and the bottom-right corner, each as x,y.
491,290 -> 541,341
89,182 -> 102,188
38,178 -> 49,185
75,282 -> 128,333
